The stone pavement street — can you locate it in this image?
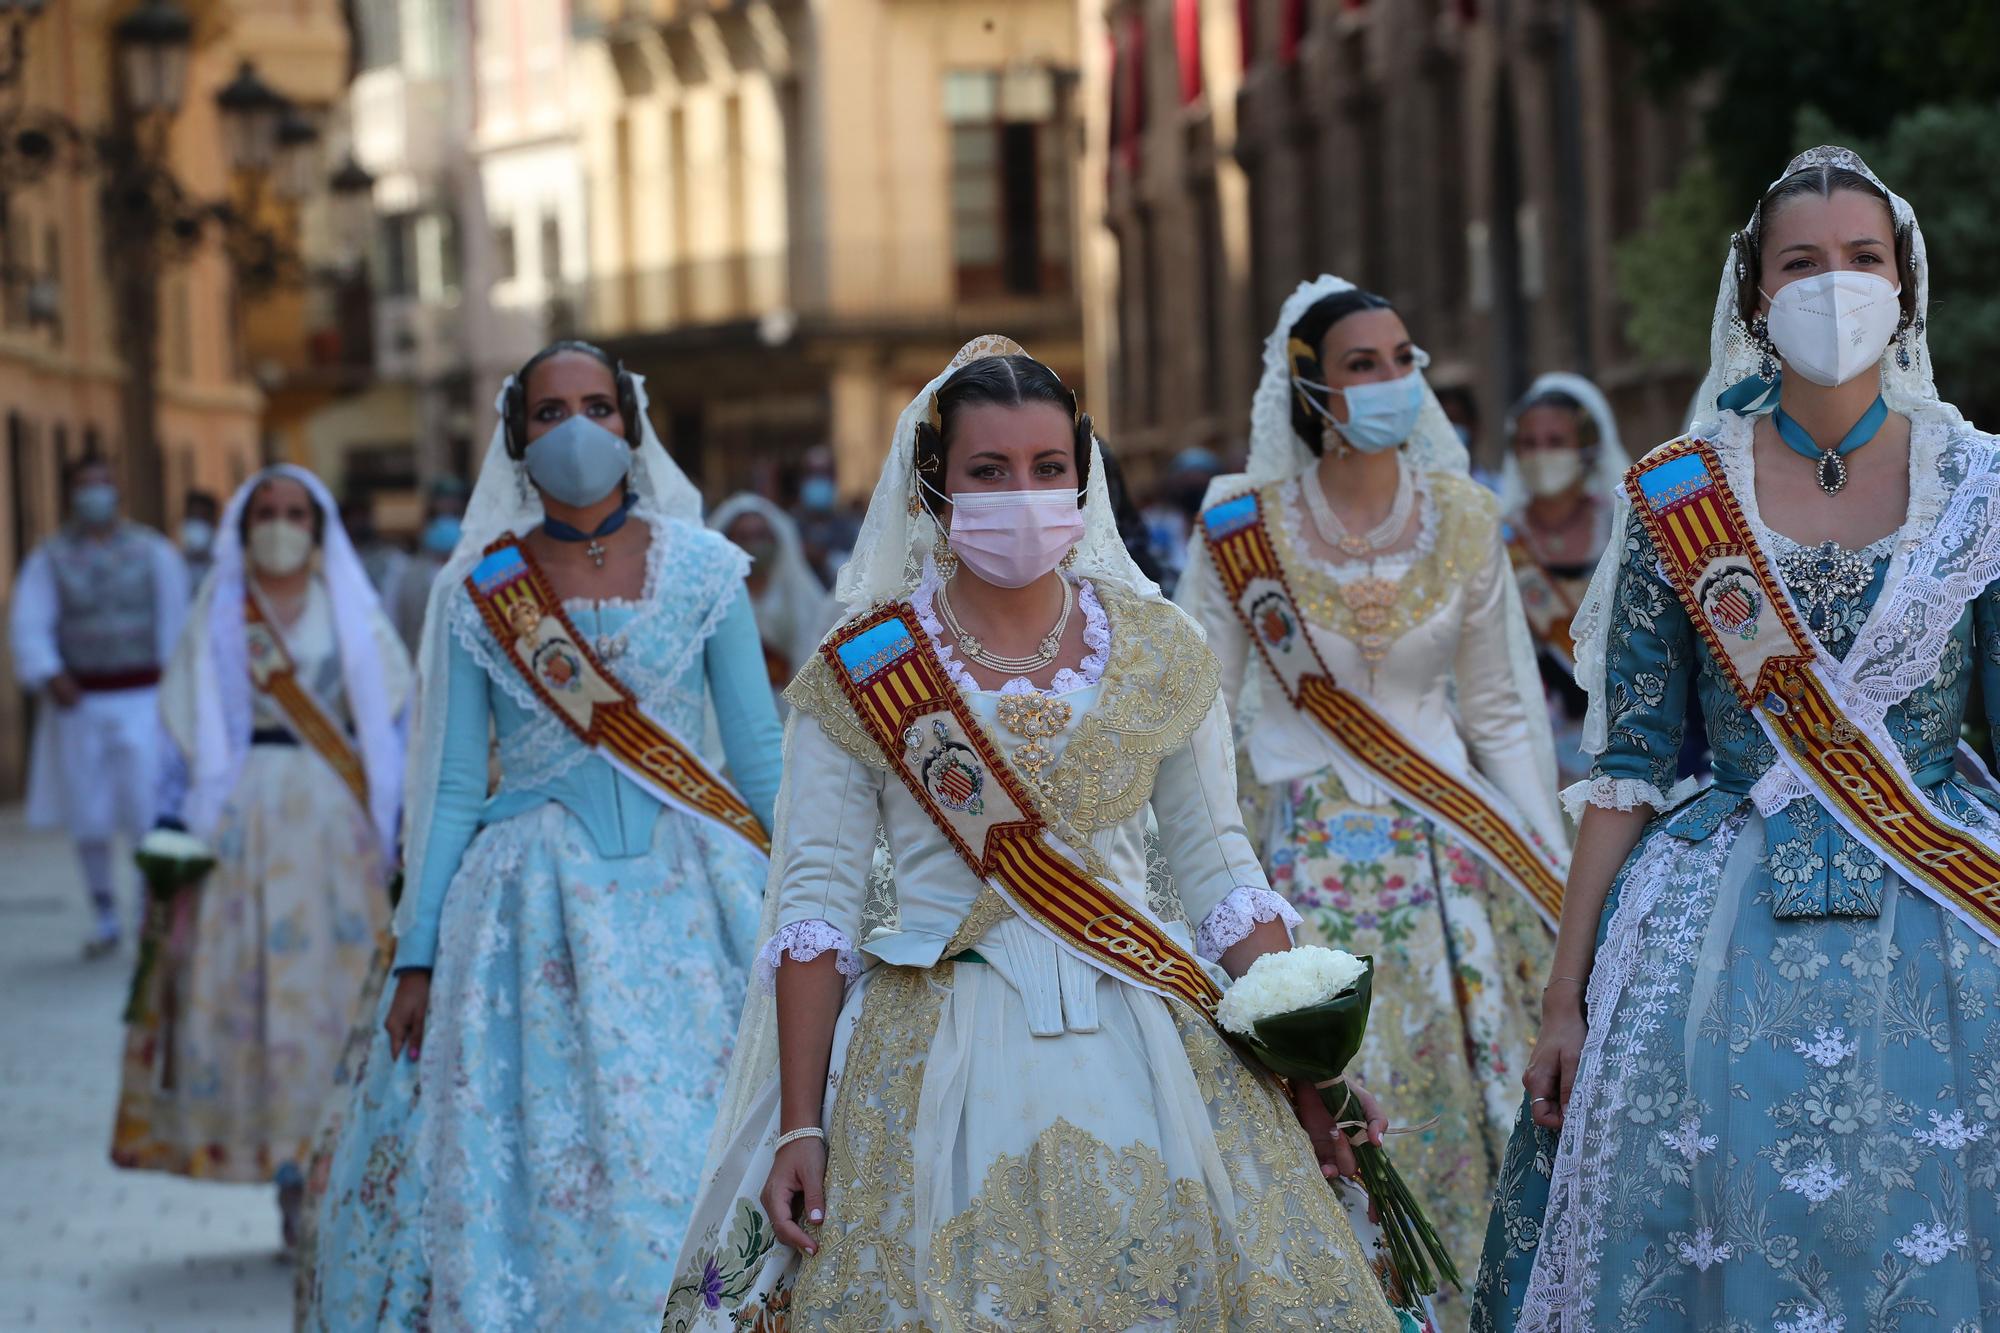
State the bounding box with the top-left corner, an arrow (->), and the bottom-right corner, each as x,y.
0,808 -> 294,1331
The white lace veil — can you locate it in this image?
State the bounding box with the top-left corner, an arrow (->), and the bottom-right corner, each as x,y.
834,333 -> 1158,608
1496,372 -> 1633,518
699,335 -> 1163,1176
1569,145 -> 1951,754
167,464 -> 406,862
394,364 -> 703,936
707,492 -> 838,669
1241,275 -> 1471,486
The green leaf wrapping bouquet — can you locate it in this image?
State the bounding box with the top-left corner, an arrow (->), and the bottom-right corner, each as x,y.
125,827 -> 216,1025
1216,946 -> 1462,1306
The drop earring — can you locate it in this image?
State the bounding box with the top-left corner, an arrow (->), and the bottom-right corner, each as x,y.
1750,314 -> 1778,382
932,530 -> 960,580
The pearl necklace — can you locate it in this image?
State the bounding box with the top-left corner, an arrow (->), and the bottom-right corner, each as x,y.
937,578 -> 1073,675
1304,458 -> 1413,557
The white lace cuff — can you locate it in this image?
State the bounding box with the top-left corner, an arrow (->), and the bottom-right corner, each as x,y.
1561,774 -> 1703,820
755,920 -> 859,993
1194,887 -> 1302,961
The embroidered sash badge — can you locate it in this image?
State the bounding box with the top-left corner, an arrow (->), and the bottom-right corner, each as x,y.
466,538 -> 770,858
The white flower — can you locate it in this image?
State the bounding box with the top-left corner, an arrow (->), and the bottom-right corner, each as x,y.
1791,1025 -> 1858,1069
1893,1221 -> 1968,1265
1673,1225 -> 1731,1272
1216,946 -> 1369,1035
1911,1109 -> 1989,1151
1772,1307 -> 1843,1333
1779,1158 -> 1847,1203
136,826 -> 212,861
1659,1115 -> 1718,1163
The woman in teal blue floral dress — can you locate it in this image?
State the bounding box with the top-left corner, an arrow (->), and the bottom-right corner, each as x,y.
1474,148 -> 2000,1332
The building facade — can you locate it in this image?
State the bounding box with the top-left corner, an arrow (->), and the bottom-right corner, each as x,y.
573,0 -> 1086,500
1087,0 -> 1703,482
0,0 -> 347,797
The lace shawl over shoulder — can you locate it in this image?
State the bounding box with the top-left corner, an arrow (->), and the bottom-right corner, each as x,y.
784,585 -> 1220,838
445,508 -> 750,791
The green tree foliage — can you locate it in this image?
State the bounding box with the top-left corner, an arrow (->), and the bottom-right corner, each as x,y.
1611,156 -> 1734,368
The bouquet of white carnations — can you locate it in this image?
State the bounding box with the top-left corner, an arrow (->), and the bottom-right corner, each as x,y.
125,826 -> 216,1025
1218,946 -> 1461,1301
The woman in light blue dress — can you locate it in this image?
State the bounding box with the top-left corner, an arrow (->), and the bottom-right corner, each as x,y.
1474,148 -> 2000,1332
307,341 -> 783,1331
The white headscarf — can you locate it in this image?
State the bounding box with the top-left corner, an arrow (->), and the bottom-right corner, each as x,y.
1496,372 -> 1633,518
708,492 -> 837,673
163,464 -> 406,860
1569,145 -> 1966,756
834,334 -> 1158,609
395,358 -> 704,936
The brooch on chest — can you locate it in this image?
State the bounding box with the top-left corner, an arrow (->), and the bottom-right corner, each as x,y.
996,691 -> 1073,798
1777,540 -> 1873,626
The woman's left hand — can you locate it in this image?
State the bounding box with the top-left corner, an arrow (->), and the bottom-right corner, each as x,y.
1290,1076 -> 1386,1180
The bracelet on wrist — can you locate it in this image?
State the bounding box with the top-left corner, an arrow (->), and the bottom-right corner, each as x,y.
1542,974 -> 1587,993
774,1125 -> 826,1150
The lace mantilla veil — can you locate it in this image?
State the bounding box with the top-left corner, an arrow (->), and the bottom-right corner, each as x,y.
1567,145 -> 2000,761
1495,371 -> 1635,519
700,335 -> 1173,1175
393,373 -> 704,938
1201,274 -> 1560,805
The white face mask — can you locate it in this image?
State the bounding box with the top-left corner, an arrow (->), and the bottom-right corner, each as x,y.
180,518 -> 215,555
1760,270 -> 1902,388
943,488 -> 1085,588
1518,451 -> 1586,499
247,519 -> 315,575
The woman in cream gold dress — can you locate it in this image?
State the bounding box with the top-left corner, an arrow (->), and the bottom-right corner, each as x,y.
1178,278 -> 1569,1326
664,338 -> 1404,1333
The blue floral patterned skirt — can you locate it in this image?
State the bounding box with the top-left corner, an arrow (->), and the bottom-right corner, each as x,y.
305,801 -> 764,1332
1473,800 -> 2000,1332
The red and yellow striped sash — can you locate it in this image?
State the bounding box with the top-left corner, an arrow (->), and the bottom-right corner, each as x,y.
1506,534 -> 1581,667
1627,437 -> 2000,943
243,593 -> 369,814
1200,489 -> 1566,926
465,537 -> 769,858
823,603 -> 1224,1021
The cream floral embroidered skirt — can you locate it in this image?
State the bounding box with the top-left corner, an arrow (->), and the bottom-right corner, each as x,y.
667,960 -> 1402,1332
1267,769 -> 1555,1332
112,745 -> 389,1181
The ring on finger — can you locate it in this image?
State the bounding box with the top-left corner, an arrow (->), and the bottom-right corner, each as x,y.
1530,1096 -> 1550,1104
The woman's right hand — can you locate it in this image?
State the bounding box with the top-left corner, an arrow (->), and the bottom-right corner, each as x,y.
384,969 -> 431,1062
761,1136 -> 828,1256
1525,996 -> 1587,1133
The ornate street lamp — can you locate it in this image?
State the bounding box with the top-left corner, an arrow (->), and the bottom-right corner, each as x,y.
111,0 -> 193,117
273,105 -> 320,202
327,153 -> 375,258
214,59 -> 287,174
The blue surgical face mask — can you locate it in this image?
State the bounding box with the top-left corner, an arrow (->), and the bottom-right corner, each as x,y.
421,514 -> 463,554
1296,368 -> 1427,453
523,415 -> 633,508
800,475 -> 837,513
73,483 -> 120,526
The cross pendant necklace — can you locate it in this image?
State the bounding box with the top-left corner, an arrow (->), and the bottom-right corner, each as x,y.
543,493 -> 635,569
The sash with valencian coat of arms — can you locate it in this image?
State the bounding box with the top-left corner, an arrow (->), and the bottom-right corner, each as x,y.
1199,487 -> 1568,927
243,592 -> 370,815
1625,436 -> 2000,948
464,536 -> 770,859
820,602 -> 1228,1025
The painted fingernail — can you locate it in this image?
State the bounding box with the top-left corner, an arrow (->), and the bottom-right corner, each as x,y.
808,1208 -> 823,1222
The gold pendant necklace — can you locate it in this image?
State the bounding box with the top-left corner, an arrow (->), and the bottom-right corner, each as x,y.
938,579 -> 1073,675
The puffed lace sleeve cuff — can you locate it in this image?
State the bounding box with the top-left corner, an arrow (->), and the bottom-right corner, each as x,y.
1193,887 -> 1303,962
755,920 -> 860,993
1561,774 -> 1703,820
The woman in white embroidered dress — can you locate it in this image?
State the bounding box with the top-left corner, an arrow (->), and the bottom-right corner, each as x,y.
1177,278 -> 1569,1327
664,339 -> 1402,1332
115,466 -> 409,1248
1474,148 -> 2000,1333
